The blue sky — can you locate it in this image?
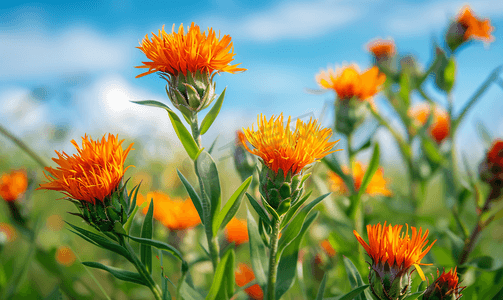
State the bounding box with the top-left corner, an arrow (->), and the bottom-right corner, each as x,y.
1,0 -> 503,165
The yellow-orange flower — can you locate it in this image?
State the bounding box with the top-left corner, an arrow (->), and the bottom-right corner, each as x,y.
456,5 -> 494,43
0,223 -> 17,243
240,114 -> 339,176
137,192 -> 201,230
329,161 -> 392,196
408,103 -> 450,144
225,217 -> 249,246
38,134 -> 134,204
354,222 -> 436,281
235,263 -> 264,300
0,170 -> 28,202
136,23 -> 246,78
367,38 -> 396,58
316,65 -> 386,101
56,246 -> 76,266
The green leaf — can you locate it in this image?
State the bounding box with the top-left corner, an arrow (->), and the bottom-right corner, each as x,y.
276,212 -> 318,299
343,256 -> 368,300
356,143 -> 380,200
132,100 -> 200,160
66,222 -> 132,262
422,137 -> 444,165
402,292 -> 424,300
82,262 -> 147,286
324,284 -> 369,300
180,282 -> 204,300
280,191 -> 312,229
247,210 -> 267,287
213,176 -> 252,236
125,235 -> 186,269
200,88 -> 226,135
316,273 -> 328,300
246,193 -> 271,227
195,151 -> 221,227
177,169 -> 206,226
44,286 -> 63,300
205,247 -> 235,300
128,181 -> 141,216
278,193 -> 330,253
124,204 -> 140,235
445,229 -> 464,262
467,256 -> 503,271
208,135 -> 219,155
140,199 -> 154,274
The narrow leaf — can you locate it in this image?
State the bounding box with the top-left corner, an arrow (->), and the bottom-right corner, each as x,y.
324,284 -> 369,300
316,273 -> 328,300
195,151 -> 221,226
178,169 -> 206,226
82,262 -> 147,286
140,199 -> 154,274
200,88 -> 226,135
247,209 -> 267,287
180,282 -> 204,300
213,176 -> 252,236
278,193 -> 330,253
276,212 -> 318,299
125,235 -> 186,268
343,256 -> 368,300
205,247 -> 235,300
356,143 -> 380,200
246,193 -> 271,227
403,292 -> 424,300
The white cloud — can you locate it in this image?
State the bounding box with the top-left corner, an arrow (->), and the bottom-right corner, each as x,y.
0,20 -> 132,79
203,0 -> 364,41
386,0 -> 503,36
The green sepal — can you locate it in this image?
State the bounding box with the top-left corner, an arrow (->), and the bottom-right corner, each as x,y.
82,262 -> 147,286
281,191 -> 312,228
276,198 -> 291,216
212,176 -> 252,236
262,197 -> 281,221
184,83 -> 201,109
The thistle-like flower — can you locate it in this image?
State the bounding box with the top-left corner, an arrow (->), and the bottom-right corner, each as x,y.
137,192 -> 201,230
446,5 -> 494,52
240,113 -> 339,211
367,38 -> 396,59
423,267 -> 465,300
354,222 -> 436,300
408,103 -> 450,144
136,23 -> 246,114
37,134 -> 135,232
329,161 -> 392,197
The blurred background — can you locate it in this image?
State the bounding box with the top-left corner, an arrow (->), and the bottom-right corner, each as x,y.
1,0 -> 503,299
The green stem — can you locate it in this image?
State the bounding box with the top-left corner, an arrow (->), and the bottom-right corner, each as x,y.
120,237 -> 163,300
190,113 -> 220,271
266,219 -> 281,300
0,123 -> 48,169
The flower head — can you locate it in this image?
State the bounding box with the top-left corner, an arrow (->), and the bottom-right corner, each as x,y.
137,192 -> 201,230
38,134 -> 134,204
56,246 -> 76,267
235,263 -> 264,300
240,113 -> 339,177
316,65 -> 386,101
424,267 -> 465,300
0,170 -> 28,202
408,103 -> 450,144
136,23 -> 246,78
225,217 -> 249,246
479,139 -> 503,197
367,38 -> 396,58
456,5 -> 494,43
329,161 -> 392,196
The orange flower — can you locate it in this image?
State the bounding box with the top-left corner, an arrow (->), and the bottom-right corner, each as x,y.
424,267 -> 465,299
408,103 -> 450,143
55,246 -> 76,266
329,161 -> 392,196
235,263 -> 264,300
136,23 -> 246,78
225,217 -> 249,246
354,222 -> 436,281
38,134 -> 133,204
320,239 -> 336,257
367,38 -> 396,58
240,114 -> 339,177
456,5 -> 494,43
487,139 -> 503,168
0,170 -> 28,202
316,65 -> 386,101
137,192 -> 201,230
0,223 -> 17,243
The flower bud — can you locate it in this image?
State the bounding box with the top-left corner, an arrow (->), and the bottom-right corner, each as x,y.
423,267 -> 464,300
166,70 -> 216,115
